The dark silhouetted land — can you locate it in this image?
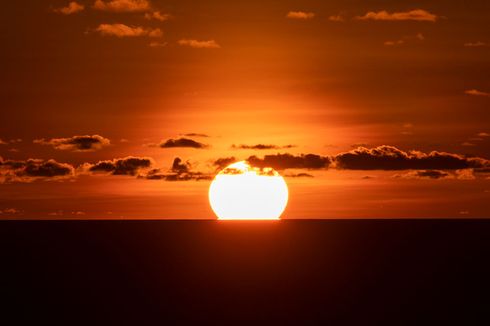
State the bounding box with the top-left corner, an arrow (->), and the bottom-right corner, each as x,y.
1,220 -> 489,324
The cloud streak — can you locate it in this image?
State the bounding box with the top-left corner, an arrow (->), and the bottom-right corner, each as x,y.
465,89 -> 490,97
286,11 -> 315,19
232,144 -> 295,150
178,39 -> 220,49
464,41 -> 487,47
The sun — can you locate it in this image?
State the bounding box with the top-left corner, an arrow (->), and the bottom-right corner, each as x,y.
209,161 -> 289,220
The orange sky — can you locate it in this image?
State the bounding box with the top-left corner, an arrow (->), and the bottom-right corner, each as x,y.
1,0 -> 489,219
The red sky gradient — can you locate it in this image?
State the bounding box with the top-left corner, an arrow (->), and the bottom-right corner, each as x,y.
1,0 -> 489,219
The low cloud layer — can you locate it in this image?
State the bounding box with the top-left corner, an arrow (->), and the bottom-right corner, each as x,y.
334,146 -> 489,170
34,135 -> 110,152
160,138 -> 208,149
94,24 -> 162,38
0,157 -> 75,183
178,39 -> 220,49
239,145 -> 489,173
356,9 -> 438,22
93,0 -> 150,12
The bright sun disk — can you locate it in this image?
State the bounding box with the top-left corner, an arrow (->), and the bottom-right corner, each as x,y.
209,161 -> 289,220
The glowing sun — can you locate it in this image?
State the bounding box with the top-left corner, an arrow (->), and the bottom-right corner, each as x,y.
209,161 -> 289,220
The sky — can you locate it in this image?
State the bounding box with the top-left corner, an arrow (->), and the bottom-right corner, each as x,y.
1,0 -> 489,219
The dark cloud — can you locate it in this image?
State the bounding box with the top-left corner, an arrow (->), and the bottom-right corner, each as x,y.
171,157 -> 190,173
393,170 -> 452,180
0,157 -> 75,183
143,157 -> 212,181
34,135 -> 110,152
84,156 -> 154,176
285,173 -> 314,178
334,146 -> 489,170
160,138 -> 208,149
232,144 -> 295,150
182,133 -> 209,138
213,157 -> 237,170
247,153 -> 331,170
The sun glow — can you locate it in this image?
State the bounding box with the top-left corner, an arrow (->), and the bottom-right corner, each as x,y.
209,161 -> 289,220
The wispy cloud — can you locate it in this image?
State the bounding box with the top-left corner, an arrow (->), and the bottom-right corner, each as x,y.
54,1 -> 84,15
94,23 -> 162,38
384,33 -> 424,46
464,41 -> 487,47
356,9 -> 439,22
465,89 -> 490,97
93,0 -> 150,12
384,40 -> 404,46
149,41 -> 167,47
286,11 -> 315,20
0,208 -> 22,215
178,39 -> 220,49
328,14 -> 344,22
144,11 -> 170,21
